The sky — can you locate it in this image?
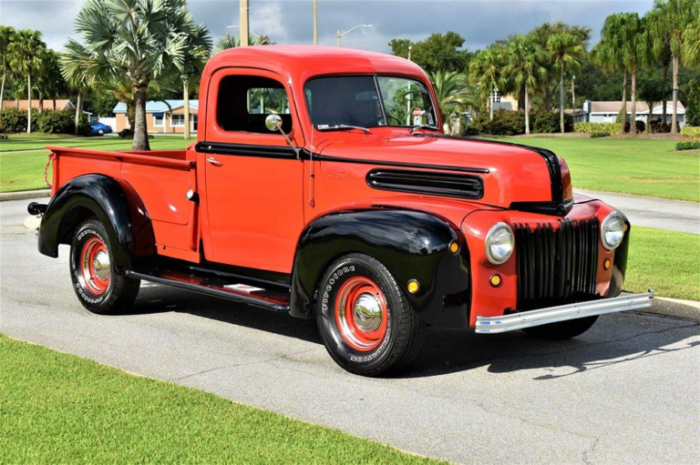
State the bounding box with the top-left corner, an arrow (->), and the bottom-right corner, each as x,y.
0,0 -> 654,52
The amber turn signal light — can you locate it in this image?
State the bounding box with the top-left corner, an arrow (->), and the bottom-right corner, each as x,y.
449,241 -> 460,254
604,258 -> 611,270
489,273 -> 502,287
407,279 -> 420,294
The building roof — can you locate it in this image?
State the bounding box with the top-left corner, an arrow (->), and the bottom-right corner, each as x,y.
587,101 -> 685,114
112,100 -> 199,114
2,100 -> 74,111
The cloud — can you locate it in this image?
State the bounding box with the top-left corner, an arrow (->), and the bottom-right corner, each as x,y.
1,0 -> 653,52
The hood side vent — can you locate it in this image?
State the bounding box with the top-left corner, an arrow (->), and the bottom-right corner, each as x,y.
367,169 -> 484,200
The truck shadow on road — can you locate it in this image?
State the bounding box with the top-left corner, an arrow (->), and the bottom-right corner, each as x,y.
132,284 -> 700,380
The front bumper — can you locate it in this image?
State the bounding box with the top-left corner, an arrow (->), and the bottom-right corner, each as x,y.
475,291 -> 654,334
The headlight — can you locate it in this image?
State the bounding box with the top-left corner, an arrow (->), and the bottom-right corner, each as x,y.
485,223 -> 514,265
601,212 -> 625,250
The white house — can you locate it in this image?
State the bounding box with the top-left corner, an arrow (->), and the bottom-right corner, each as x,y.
580,100 -> 686,126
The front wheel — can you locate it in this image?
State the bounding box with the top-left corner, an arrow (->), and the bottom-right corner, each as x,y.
522,316 -> 598,340
69,218 -> 140,314
316,253 -> 425,376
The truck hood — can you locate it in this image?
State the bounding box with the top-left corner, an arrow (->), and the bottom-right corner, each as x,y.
316,135 -> 560,209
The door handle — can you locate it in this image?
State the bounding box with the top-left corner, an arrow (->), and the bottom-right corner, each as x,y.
206,157 -> 222,166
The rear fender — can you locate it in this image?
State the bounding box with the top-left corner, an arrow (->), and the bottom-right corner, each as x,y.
38,174 -> 155,273
290,208 -> 472,328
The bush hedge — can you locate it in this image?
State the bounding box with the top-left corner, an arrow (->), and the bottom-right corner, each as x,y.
591,132 -> 610,138
471,109 -> 573,135
36,109 -> 91,136
0,108 -> 28,133
676,141 -> 700,151
649,120 -> 671,134
573,122 -> 622,135
680,126 -> 700,138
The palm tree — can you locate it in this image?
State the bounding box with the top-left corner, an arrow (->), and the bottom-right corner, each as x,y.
652,0 -> 699,133
468,46 -> 504,121
546,32 -> 585,133
682,18 -> 700,68
61,41 -> 94,135
505,35 -> 546,135
429,70 -> 477,134
214,32 -> 272,53
9,29 -> 45,133
181,25 -> 212,140
0,26 -> 16,109
67,0 -> 207,150
645,9 -> 673,126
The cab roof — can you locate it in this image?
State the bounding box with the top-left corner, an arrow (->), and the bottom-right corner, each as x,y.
204,45 -> 430,83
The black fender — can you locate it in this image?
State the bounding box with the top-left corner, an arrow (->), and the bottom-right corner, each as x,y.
38,174 -> 156,273
609,211 -> 631,297
289,208 -> 472,328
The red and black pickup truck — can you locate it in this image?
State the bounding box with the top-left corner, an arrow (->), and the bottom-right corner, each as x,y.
29,46 -> 652,376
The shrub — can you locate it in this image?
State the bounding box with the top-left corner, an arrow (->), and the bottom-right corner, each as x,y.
649,120 -> 671,134
0,108 -> 28,133
676,141 -> 700,151
591,132 -> 610,138
119,128 -> 134,139
680,126 -> 700,138
573,122 -> 622,135
35,109 -> 90,136
686,79 -> 700,127
624,120 -> 646,133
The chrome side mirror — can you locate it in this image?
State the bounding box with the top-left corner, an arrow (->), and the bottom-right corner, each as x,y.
265,114 -> 283,132
264,114 -> 300,159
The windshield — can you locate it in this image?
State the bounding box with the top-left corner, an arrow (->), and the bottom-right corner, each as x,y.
305,75 -> 437,130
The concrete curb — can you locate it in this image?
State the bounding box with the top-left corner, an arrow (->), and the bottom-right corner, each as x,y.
642,297 -> 700,322
0,190 -> 50,202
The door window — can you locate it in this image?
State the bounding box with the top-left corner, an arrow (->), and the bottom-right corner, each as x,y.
217,75 -> 292,134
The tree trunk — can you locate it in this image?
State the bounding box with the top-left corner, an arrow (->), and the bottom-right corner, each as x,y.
489,86 -> 494,121
630,69 -> 637,136
183,80 -> 190,140
74,92 -> 83,135
27,74 -> 32,134
132,85 -> 150,151
0,72 -> 6,109
525,83 -> 530,135
559,63 -> 565,134
620,70 -> 628,134
39,94 -> 44,114
671,54 -> 679,134
127,102 -> 135,130
662,62 -> 669,125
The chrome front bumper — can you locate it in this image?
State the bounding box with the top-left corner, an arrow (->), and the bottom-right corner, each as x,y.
475,291 -> 654,334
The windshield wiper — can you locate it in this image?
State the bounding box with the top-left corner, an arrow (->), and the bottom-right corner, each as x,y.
316,124 -> 371,134
409,124 -> 441,134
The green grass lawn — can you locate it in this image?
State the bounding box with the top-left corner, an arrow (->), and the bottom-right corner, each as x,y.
0,137 -> 192,193
626,226 -> 700,301
494,137 -> 700,202
0,334 -> 437,464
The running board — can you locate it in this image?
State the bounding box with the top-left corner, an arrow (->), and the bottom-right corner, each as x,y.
126,269 -> 290,312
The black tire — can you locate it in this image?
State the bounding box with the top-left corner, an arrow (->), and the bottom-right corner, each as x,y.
69,218 -> 140,314
522,316 -> 598,340
97,129 -> 104,136
316,253 -> 425,376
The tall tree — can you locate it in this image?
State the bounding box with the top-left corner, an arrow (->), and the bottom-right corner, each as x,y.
652,0 -> 699,133
214,32 -> 272,53
0,26 -> 16,109
389,32 -> 472,74
505,35 -> 547,135
468,46 -> 505,120
68,0 -> 206,150
61,40 -> 94,135
180,25 -> 211,140
645,8 -> 673,125
546,32 -> 585,133
593,14 -> 630,134
8,29 -> 45,133
429,70 -> 477,134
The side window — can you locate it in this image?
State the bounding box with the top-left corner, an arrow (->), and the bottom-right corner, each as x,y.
217,75 -> 292,134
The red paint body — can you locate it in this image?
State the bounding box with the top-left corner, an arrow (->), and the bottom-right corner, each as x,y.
47,46 -> 624,326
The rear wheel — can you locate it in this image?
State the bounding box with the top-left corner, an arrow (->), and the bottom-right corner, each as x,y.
97,129 -> 104,136
69,218 -> 140,314
316,253 -> 425,376
522,316 -> 598,340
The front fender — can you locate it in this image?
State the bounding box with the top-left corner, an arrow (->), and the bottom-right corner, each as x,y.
290,208 -> 472,328
38,174 -> 155,273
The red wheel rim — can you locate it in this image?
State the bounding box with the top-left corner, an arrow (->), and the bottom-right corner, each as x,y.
335,277 -> 388,352
80,237 -> 111,295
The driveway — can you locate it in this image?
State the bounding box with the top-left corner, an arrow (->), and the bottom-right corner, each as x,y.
1,198 -> 698,464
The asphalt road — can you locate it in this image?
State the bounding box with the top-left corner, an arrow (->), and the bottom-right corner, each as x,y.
576,189 -> 699,235
2,198 -> 699,464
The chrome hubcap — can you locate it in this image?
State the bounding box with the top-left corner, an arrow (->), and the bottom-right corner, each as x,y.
93,250 -> 111,282
352,292 -> 383,333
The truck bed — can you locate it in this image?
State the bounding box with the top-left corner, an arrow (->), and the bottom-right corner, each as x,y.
48,146 -> 200,262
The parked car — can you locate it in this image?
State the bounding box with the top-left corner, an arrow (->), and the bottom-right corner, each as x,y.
28,46 -> 653,376
90,122 -> 113,136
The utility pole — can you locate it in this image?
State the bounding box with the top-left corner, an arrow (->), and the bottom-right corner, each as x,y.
240,0 -> 249,46
406,45 -> 413,126
313,0 -> 318,45
336,24 -> 372,47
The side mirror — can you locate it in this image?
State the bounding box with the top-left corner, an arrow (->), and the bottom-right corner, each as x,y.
264,114 -> 300,159
265,114 -> 283,132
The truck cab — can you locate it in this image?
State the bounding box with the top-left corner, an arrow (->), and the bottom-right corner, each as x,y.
31,46 -> 652,376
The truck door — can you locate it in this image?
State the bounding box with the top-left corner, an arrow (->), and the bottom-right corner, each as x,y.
200,69 -> 304,274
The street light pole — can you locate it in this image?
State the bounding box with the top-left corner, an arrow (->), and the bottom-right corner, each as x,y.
336,24 -> 372,47
240,0 -> 249,47
313,0 -> 318,45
